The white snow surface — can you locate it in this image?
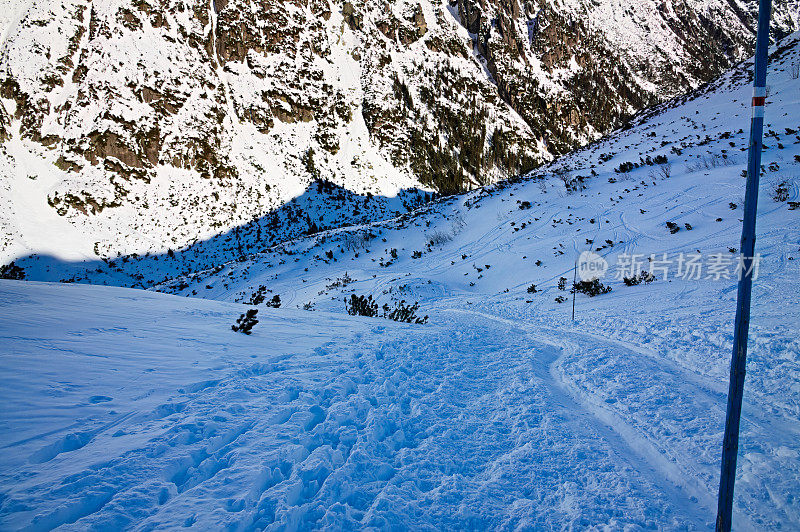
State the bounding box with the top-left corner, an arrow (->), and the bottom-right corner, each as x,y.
2,32 -> 800,531
0,280 -> 722,530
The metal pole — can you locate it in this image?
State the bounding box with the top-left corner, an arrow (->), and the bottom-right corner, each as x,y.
571,259 -> 577,321
715,0 -> 772,529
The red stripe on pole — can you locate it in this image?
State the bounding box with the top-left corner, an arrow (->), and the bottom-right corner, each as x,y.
752,96 -> 766,106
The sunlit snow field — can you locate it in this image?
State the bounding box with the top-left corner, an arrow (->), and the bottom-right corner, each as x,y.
1,32 -> 800,531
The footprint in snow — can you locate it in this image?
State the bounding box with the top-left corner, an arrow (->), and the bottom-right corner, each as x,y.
89,395 -> 113,404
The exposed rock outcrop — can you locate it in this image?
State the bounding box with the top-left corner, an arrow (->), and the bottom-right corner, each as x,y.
0,0 -> 797,264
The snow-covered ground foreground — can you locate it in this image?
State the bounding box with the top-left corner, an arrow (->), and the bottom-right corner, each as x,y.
154,32 -> 800,529
2,30 -> 800,532
0,280 -> 719,529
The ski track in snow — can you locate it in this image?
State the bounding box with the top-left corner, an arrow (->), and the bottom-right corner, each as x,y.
0,281 -> 726,530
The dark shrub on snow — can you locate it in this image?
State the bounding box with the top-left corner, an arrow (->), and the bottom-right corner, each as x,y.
573,279 -> 612,297
232,309 -> 259,334
346,295 -> 427,324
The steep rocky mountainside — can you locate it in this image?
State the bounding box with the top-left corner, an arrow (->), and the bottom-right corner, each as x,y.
0,0 -> 797,273
452,0 -> 799,152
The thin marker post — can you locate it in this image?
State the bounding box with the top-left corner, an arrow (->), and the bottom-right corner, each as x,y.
715,0 -> 772,529
571,258 -> 577,322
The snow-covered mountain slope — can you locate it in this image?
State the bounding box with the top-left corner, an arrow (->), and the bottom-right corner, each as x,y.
157,31 -> 800,309
1,174 -> 435,287
1,0 -> 798,273
1,20 -> 800,532
1,34 -> 800,531
0,279 -> 726,529
123,31 -> 800,527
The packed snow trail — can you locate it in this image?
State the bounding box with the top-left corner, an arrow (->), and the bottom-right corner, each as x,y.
0,280 -> 725,530
464,292 -> 800,531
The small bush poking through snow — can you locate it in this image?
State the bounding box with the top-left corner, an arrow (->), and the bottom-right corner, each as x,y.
345,294 -> 378,317
232,309 -> 259,334
345,295 -> 428,324
650,162 -> 671,180
0,261 -> 25,280
573,279 -> 612,297
527,284 -> 538,293
615,161 -> 636,173
248,285 -> 268,305
382,300 -> 428,324
685,153 -> 733,172
773,180 -> 790,202
623,271 -> 657,286
427,230 -> 453,246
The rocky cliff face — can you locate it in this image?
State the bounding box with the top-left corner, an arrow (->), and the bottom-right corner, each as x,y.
0,0 -> 797,270
452,0 -> 798,154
